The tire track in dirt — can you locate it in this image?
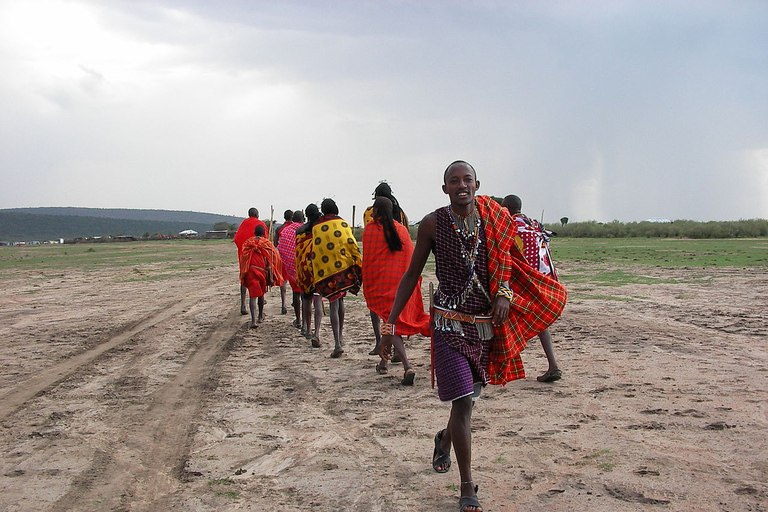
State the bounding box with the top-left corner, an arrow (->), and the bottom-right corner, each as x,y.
48,306 -> 241,512
0,279 -> 230,422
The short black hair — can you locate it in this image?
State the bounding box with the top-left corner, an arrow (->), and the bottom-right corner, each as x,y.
283,209 -> 293,221
254,224 -> 265,236
443,160 -> 477,183
321,198 -> 339,215
248,207 -> 259,218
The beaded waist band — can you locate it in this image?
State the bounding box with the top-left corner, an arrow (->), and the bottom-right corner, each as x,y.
433,305 -> 492,324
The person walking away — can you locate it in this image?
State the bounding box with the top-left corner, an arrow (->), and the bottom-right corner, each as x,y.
312,198 -> 363,358
239,224 -> 283,328
362,196 -> 429,385
501,194 -> 563,382
233,208 -> 267,315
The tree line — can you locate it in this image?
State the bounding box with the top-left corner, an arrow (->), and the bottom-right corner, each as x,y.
546,219 -> 768,238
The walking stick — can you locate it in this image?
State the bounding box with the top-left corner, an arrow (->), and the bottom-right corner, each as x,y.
430,281 -> 435,389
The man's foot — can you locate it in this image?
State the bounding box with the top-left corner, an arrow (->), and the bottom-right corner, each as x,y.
292,319 -> 301,329
402,368 -> 415,386
537,368 -> 562,382
257,315 -> 264,324
432,429 -> 451,473
459,483 -> 482,512
330,347 -> 344,358
249,323 -> 258,329
281,306 -> 287,314
391,353 -> 401,363
310,335 -> 320,348
368,346 -> 380,356
375,362 -> 388,375
240,308 -> 248,315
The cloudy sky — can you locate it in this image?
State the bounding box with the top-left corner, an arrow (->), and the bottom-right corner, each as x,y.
1,0 -> 766,224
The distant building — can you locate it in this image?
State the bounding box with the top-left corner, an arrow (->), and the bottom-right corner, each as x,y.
644,217 -> 672,223
178,229 -> 199,237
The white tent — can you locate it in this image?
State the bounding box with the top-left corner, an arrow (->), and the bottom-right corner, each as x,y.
178,229 -> 198,235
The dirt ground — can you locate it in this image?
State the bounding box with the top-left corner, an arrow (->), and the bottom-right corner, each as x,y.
0,246 -> 766,512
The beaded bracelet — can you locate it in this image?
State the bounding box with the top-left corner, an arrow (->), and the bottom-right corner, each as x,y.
497,286 -> 514,302
381,322 -> 395,336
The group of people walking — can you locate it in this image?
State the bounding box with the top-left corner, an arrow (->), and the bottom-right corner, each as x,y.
232,161 -> 567,512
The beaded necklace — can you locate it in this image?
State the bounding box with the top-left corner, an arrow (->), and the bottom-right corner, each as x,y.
435,204 -> 491,309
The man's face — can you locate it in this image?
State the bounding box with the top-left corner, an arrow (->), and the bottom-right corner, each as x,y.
442,164 -> 479,207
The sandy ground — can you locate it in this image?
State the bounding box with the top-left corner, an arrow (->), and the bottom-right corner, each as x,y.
0,245 -> 766,512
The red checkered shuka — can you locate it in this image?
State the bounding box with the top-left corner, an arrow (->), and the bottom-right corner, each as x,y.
476,196 -> 568,385
362,220 -> 430,336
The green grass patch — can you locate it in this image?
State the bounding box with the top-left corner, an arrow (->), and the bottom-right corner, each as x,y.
564,269 -> 678,287
0,239 -> 235,273
552,238 -> 768,268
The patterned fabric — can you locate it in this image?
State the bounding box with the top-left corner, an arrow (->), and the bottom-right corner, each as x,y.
475,196 -> 568,385
277,221 -> 299,289
512,213 -> 557,279
362,220 -> 430,336
432,206 -> 492,397
233,217 -> 267,256
294,227 -> 314,294
311,215 -> 362,301
239,236 -> 284,297
432,336 -> 477,402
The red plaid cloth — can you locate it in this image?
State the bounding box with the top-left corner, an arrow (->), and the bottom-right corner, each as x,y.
362,220 -> 430,336
276,222 -> 299,289
476,196 -> 568,385
239,236 -> 284,296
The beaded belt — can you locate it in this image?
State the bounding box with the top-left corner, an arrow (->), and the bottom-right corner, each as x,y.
432,305 -> 492,324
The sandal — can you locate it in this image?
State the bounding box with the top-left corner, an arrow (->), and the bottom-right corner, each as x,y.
537,369 -> 562,382
310,335 -> 320,348
330,347 -> 344,358
459,485 -> 482,512
432,429 -> 451,473
402,368 -> 415,386
375,362 -> 388,375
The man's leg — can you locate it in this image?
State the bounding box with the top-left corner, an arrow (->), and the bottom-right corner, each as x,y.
537,329 -> 562,382
369,311 -> 381,355
257,296 -> 265,323
312,295 -> 323,337
292,291 -> 301,327
445,396 -> 481,510
280,282 -> 288,314
240,285 -> 248,314
337,297 -> 345,345
391,334 -> 415,385
248,296 -> 258,327
328,299 -> 343,357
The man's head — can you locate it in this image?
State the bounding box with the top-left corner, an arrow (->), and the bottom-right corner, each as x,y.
321,198 -> 339,216
372,196 -> 393,220
283,209 -> 293,221
292,209 -> 305,223
254,224 -> 265,237
502,194 -> 522,215
248,207 -> 259,218
442,160 -> 479,208
373,182 -> 392,198
305,203 -> 321,223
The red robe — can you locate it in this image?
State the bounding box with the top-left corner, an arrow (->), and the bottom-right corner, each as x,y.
239,236 -> 283,297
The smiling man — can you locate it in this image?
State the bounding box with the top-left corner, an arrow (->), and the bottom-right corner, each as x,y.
380,160 -> 567,512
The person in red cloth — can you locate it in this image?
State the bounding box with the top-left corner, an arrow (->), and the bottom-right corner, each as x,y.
233,208 -> 267,315
276,210 -> 304,329
363,196 -> 429,385
381,161 -> 567,512
239,224 -> 283,328
502,194 -> 563,382
273,209 -> 294,315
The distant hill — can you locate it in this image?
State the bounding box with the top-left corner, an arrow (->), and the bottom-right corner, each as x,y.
0,208 -> 246,242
